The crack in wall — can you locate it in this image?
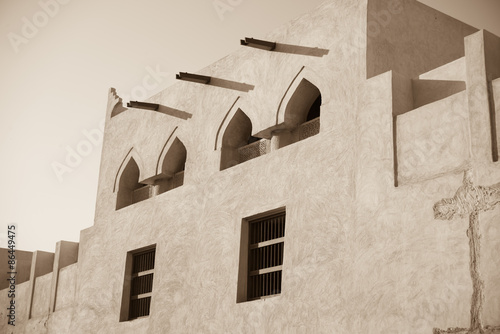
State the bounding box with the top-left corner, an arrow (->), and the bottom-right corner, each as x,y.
433,170 -> 500,333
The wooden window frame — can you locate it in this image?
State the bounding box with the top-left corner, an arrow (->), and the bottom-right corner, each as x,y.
237,208 -> 286,303
120,245 -> 156,321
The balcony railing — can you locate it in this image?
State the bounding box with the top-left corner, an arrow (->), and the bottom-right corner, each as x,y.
298,117 -> 320,140
238,139 -> 269,163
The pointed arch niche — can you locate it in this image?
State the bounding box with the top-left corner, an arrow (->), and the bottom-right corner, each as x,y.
115,151 -> 152,210
155,137 -> 187,195
218,107 -> 269,171
276,77 -> 322,148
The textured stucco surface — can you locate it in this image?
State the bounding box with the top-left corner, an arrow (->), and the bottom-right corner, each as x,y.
412,79 -> 466,109
366,0 -> 477,79
54,264 -> 77,311
465,31 -> 494,167
75,2 -> 368,332
484,31 -> 500,81
0,249 -> 32,289
31,273 -> 52,318
418,57 -> 466,82
494,78 -> 500,144
2,1 -> 500,333
0,281 -> 29,334
357,72 -> 474,333
396,92 -> 471,185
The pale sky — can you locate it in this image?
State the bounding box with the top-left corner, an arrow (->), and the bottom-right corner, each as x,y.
1,0 -> 499,252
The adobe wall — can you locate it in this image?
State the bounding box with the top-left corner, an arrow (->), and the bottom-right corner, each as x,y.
75,0 -> 370,332
0,243 -> 78,334
0,249 -> 32,290
366,0 -> 477,80
71,1 -> 500,333
396,92 -> 470,185
0,281 -> 30,334
2,1 -> 499,333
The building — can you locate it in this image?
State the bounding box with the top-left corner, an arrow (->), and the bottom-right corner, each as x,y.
2,0 -> 500,333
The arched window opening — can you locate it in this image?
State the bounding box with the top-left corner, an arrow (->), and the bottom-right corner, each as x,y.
116,158 -> 151,210
279,79 -> 321,148
220,109 -> 269,170
156,138 -> 187,195
306,95 -> 321,121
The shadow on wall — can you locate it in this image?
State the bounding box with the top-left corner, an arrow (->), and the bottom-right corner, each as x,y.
241,38 -> 329,57
273,43 -> 329,57
111,103 -> 128,118
209,77 -> 255,92
116,158 -> 146,210
157,105 -> 192,120
112,104 -> 192,120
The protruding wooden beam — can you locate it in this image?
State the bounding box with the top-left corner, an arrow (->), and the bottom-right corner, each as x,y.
176,72 -> 211,84
127,101 -> 159,111
240,37 -> 276,51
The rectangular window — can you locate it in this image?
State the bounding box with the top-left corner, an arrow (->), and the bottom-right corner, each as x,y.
120,245 -> 156,321
237,209 -> 286,302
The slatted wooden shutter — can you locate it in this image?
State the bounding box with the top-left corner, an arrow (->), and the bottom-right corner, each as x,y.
129,248 -> 155,319
247,212 -> 285,300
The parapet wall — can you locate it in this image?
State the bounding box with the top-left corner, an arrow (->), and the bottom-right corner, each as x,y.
0,249 -> 33,290
394,30 -> 500,186
396,91 -> 470,185
367,0 -> 477,79
0,241 -> 79,334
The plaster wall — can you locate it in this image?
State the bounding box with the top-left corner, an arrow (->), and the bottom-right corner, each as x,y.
484,31 -> 500,81
0,263 -> 85,334
69,2 -> 500,333
355,71 -> 474,333
94,0 -> 368,222
494,78 -> 500,140
465,31 -> 495,166
54,263 -> 77,311
0,281 -> 30,334
74,27 -> 499,334
4,1 -> 500,333
396,92 -> 471,185
45,309 -> 74,334
366,0 -> 477,79
418,57 -> 466,82
31,273 -> 52,318
484,33 -> 500,162
411,79 -> 466,109
0,249 -> 32,289
480,208 -> 500,326
74,1 -> 369,332
79,58 -> 500,334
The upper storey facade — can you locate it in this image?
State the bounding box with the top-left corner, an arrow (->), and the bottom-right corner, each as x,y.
95,0 -> 478,220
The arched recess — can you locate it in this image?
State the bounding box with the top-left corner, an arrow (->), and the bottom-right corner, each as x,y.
155,137 -> 187,195
275,67 -> 327,148
216,98 -> 269,170
220,108 -> 253,170
215,97 -> 242,151
115,149 -> 150,210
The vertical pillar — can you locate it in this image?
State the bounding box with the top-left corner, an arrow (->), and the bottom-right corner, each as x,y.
49,241 -> 79,313
494,79 -> 500,145
27,251 -> 54,319
484,31 -> 500,161
270,129 -> 294,150
465,30 -> 495,165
